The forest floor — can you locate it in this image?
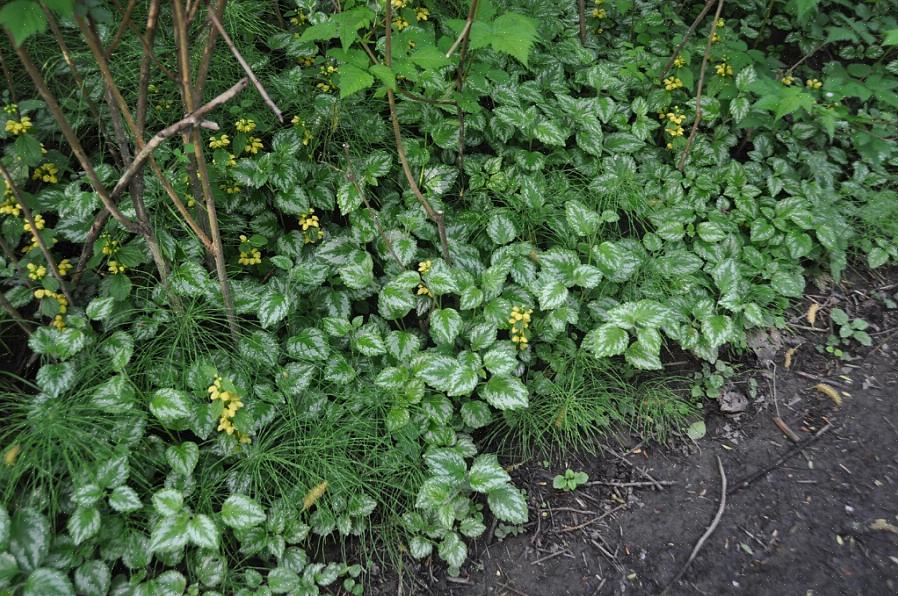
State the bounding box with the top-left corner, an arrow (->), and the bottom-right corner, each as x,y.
375,269 -> 898,595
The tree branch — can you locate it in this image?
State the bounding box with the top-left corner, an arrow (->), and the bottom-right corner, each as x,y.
659,0 -> 716,81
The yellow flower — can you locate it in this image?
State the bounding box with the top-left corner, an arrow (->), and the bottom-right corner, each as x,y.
417,284 -> 432,296
711,32 -> 720,43
4,116 -> 33,136
290,11 -> 308,25
806,78 -> 822,89
392,0 -> 407,7
107,260 -> 126,275
52,314 -> 65,330
673,55 -> 686,68
415,7 -> 429,21
32,163 -> 59,184
316,82 -> 333,93
320,64 -> 338,76
715,63 -> 733,77
393,17 -> 409,31
3,104 -> 17,114
299,209 -> 320,230
23,214 -> 45,233
58,259 -> 72,276
781,75 -> 794,86
244,137 -> 263,155
591,7 -> 606,18
227,153 -> 237,167
663,77 -> 683,91
716,18 -> 725,28
417,260 -> 432,274
101,238 -> 119,256
666,142 -> 674,150
26,262 -> 46,281
239,247 -> 262,266
225,184 -> 242,194
298,55 -> 315,67
208,134 -> 230,149
3,444 -> 21,466
0,198 -> 21,218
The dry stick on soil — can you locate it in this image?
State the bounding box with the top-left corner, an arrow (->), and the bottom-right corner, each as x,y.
0,291 -> 32,337
206,7 -> 284,122
342,144 -> 403,267
577,0 -> 587,44
586,480 -> 677,488
384,2 -> 451,263
677,0 -> 725,171
11,38 -> 142,235
173,0 -> 239,338
728,424 -> 833,495
556,503 -> 628,533
602,445 -> 665,490
662,456 -> 727,593
453,0 -> 480,197
0,163 -> 74,307
659,0 -> 716,81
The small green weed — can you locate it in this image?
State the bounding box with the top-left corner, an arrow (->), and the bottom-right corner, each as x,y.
553,469 -> 589,491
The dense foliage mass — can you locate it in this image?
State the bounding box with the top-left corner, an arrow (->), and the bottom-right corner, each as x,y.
0,0 -> 896,593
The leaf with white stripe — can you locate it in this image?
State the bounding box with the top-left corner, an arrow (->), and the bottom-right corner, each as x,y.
188,514 -> 219,549
430,308 -> 462,346
67,506 -> 101,545
221,495 -> 266,529
23,568 -> 74,596
36,362 -> 76,398
582,324 -> 629,357
487,485 -> 528,523
74,560 -> 110,596
538,280 -> 568,310
468,454 -> 511,493
479,375 -> 529,410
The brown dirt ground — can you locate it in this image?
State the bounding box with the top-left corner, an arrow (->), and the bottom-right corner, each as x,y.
373,271 -> 898,596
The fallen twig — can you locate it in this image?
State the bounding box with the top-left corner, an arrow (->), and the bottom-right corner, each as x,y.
531,548 -> 570,565
556,503 -> 628,533
728,424 -> 833,495
772,416 -> 801,443
662,456 -> 727,592
602,446 -> 665,490
586,480 -> 676,488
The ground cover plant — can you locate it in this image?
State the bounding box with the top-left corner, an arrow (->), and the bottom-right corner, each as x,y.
0,0 -> 896,593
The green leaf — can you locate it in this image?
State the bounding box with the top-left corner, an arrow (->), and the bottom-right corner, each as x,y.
221,495 -> 266,529
702,315 -> 733,348
460,400 -> 492,429
468,454 -> 511,493
410,46 -> 451,69
424,449 -> 467,481
74,560 -> 110,596
697,221 -> 726,242
149,512 -> 189,553
169,261 -> 208,297
480,375 -> 529,410
268,567 -> 301,594
68,507 -> 101,545
90,376 -> 135,414
10,509 -> 49,572
438,532 -> 467,571
583,324 -> 629,357
490,13 -> 538,65
565,200 -> 600,236
487,485 -> 528,523
624,338 -> 663,370
149,389 -> 193,428
430,308 -> 463,346
418,354 -> 458,392
258,288 -> 290,329
770,270 -> 805,298
165,442 -> 199,477
338,64 -> 374,98
486,213 -> 517,245
23,568 -> 74,596
286,328 -> 329,361
0,1 -> 47,47
188,514 -> 219,549
35,362 -> 76,398
85,296 -> 116,321
538,280 -> 568,310
152,489 -> 184,517
378,282 -> 417,320
108,486 -> 142,513
532,120 -> 567,146
868,247 -> 889,269
687,420 -> 706,440
884,28 -> 898,46
483,344 -> 517,375
352,326 -> 386,356
0,505 -> 8,550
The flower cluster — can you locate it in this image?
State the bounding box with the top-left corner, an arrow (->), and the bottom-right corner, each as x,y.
34,288 -> 68,328
101,236 -> 120,256
660,106 -> 686,139
5,116 -> 32,136
0,198 -> 22,218
3,104 -> 17,114
673,55 -> 686,68
108,260 -> 126,275
208,376 -> 251,443
591,0 -> 606,20
244,137 -> 263,155
58,259 -> 72,276
806,78 -> 823,89
225,183 -> 242,194
291,116 -> 314,146
289,10 -> 308,26
209,134 -> 230,149
297,55 -> 315,68
392,0 -> 407,7
23,214 -> 45,233
393,17 -> 410,30
32,163 -> 59,184
316,63 -> 338,93
238,235 -> 262,265
417,260 -> 433,296
715,62 -> 734,77
663,77 -> 684,91
299,208 -> 324,244
235,118 -> 256,133
415,7 -> 429,21
26,262 -> 46,281
781,75 -> 794,86
508,305 -> 532,350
